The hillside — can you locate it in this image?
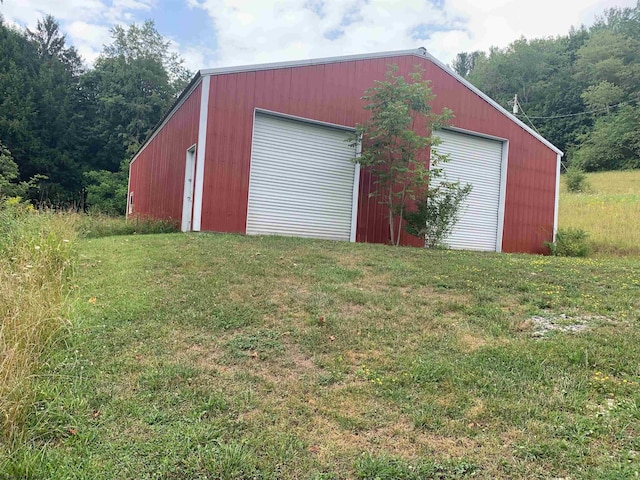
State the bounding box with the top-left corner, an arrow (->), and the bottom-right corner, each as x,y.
3,233 -> 639,479
559,169 -> 640,255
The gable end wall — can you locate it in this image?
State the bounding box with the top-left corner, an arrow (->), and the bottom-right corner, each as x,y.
199,54 -> 558,253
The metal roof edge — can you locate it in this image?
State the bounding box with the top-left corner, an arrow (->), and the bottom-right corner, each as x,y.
411,50 -> 564,156
129,71 -> 203,165
198,48 -> 426,76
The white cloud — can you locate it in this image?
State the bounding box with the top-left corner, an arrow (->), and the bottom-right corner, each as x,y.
66,21 -> 113,64
440,0 -> 638,60
0,0 -> 153,66
188,0 -> 449,67
189,0 -> 639,69
2,0 -> 637,72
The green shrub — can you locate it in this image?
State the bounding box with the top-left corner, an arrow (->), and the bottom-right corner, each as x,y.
545,227 -> 591,257
84,160 -> 129,215
404,181 -> 472,248
564,166 -> 590,193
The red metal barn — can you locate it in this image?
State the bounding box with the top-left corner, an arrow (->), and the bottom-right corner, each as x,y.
127,48 -> 562,254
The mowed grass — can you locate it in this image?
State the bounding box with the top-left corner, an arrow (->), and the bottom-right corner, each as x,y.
559,169 -> 640,255
3,233 -> 640,479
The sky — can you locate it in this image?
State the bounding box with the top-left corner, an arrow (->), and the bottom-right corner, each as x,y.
1,0 -> 637,72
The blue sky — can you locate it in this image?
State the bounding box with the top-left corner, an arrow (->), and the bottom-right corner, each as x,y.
1,0 -> 636,71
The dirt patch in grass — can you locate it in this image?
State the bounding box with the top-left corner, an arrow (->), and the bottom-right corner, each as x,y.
457,331 -> 490,351
169,329 -> 226,371
248,341 -> 322,385
413,285 -> 474,305
421,433 -> 483,457
465,398 -> 486,419
304,415 -> 429,462
340,302 -> 366,318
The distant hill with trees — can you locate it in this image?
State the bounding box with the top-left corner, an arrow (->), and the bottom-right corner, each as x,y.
453,3 -> 640,172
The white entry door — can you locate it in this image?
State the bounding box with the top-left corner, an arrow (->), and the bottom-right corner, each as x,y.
246,112 -> 358,241
181,145 -> 197,232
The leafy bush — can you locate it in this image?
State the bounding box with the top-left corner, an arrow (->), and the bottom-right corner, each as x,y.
0,143 -> 24,198
0,144 -> 47,201
404,181 -> 472,248
564,166 -> 590,193
545,227 -> 591,257
84,160 -> 129,216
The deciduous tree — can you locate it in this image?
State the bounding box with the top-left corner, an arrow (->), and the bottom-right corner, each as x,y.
354,65 -> 454,246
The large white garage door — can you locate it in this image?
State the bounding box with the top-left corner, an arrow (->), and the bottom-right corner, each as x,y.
432,130 -> 504,251
246,112 -> 358,241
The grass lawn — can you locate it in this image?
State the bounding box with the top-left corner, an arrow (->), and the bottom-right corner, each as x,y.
3,233 -> 640,479
559,169 -> 640,255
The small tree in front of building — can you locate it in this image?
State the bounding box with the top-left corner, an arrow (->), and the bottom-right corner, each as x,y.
354,65 -> 466,246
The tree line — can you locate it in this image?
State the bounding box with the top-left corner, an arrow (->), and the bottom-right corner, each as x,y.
0,14 -> 190,212
452,2 -> 640,171
1,4 -> 639,213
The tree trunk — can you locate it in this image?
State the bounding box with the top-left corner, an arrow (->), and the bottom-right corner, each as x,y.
388,186 -> 395,246
396,205 -> 403,246
389,208 -> 395,245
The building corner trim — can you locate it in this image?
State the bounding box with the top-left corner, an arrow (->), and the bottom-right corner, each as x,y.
496,139 -> 509,253
553,153 -> 562,241
192,76 -> 210,232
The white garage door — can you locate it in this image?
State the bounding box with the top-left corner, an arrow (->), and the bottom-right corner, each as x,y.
432,130 -> 505,251
246,112 -> 358,241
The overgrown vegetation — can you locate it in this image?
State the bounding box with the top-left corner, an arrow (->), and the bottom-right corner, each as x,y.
559,169 -> 640,255
2,232 -> 638,478
0,199 -> 75,445
72,213 -> 179,238
0,206 -> 179,446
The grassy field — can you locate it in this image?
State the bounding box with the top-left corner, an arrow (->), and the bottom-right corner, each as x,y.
559,169 -> 640,255
2,233 -> 639,479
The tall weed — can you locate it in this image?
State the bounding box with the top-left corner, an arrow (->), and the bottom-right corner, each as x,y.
72,213 -> 178,238
0,199 -> 76,445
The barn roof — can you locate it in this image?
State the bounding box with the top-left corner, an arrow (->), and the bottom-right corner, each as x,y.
132,48 -> 562,164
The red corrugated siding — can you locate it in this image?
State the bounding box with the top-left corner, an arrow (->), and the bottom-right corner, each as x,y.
198,55 -> 557,253
128,83 -> 202,222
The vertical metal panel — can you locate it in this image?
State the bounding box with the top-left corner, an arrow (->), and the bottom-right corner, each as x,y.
127,83 -> 202,222
553,153 -> 561,241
